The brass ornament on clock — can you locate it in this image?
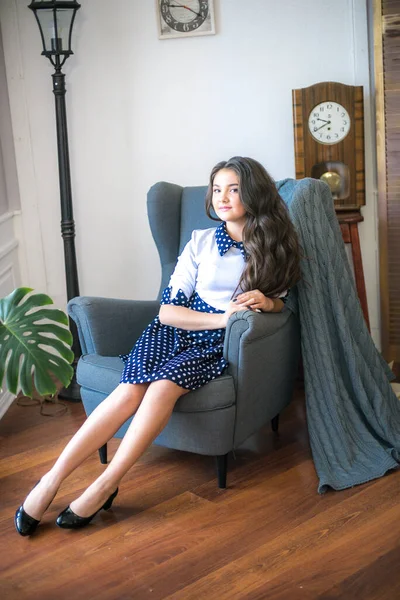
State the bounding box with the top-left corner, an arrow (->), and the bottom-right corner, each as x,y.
292,81 -> 365,211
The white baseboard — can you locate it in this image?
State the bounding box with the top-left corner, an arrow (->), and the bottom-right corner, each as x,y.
0,390 -> 16,420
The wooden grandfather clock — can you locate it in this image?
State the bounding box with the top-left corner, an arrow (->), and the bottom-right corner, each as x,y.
292,81 -> 369,329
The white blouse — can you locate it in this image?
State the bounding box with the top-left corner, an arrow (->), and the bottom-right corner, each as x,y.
168,227 -> 245,312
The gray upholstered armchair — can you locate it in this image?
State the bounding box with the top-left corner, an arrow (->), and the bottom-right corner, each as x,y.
67,181 -> 301,488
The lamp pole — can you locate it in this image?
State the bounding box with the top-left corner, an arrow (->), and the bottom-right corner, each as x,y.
28,0 -> 81,400
52,69 -> 80,305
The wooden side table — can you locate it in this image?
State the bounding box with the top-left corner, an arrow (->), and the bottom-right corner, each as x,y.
337,211 -> 370,332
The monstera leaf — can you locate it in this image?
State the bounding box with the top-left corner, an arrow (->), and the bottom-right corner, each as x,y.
0,288 -> 74,398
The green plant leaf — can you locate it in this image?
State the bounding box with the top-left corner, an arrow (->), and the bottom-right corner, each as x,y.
0,287 -> 74,397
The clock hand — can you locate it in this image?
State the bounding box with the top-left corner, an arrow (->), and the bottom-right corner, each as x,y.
314,121 -> 331,132
167,2 -> 202,17
317,118 -> 330,123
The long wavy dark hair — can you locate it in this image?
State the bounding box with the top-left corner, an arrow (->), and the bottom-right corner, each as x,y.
205,156 -> 301,297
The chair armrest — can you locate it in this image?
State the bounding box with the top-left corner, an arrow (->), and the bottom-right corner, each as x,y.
224,308 -> 300,447
67,296 -> 159,356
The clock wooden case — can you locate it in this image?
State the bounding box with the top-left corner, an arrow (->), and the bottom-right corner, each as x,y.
292,81 -> 365,211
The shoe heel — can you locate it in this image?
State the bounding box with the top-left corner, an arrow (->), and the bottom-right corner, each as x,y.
102,488 -> 118,511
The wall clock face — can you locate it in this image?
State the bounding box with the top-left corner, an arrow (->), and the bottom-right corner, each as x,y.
157,0 -> 215,39
308,101 -> 351,145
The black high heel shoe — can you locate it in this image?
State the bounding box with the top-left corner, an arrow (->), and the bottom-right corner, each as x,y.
15,505 -> 40,537
56,488 -> 119,529
15,480 -> 49,537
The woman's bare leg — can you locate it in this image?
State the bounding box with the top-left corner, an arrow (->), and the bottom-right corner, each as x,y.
22,382 -> 149,520
67,379 -> 188,518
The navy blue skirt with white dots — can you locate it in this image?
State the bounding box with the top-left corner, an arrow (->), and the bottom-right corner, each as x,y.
119,287 -> 227,390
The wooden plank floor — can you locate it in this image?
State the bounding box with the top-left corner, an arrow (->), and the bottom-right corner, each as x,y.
1,388 -> 400,600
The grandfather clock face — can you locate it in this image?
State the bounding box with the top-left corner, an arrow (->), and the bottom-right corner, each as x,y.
308,101 -> 351,145
292,82 -> 365,211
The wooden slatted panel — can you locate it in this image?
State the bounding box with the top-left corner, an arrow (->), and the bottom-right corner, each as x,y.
375,0 -> 400,360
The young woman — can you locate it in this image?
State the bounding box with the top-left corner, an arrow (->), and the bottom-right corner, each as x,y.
15,156 -> 301,536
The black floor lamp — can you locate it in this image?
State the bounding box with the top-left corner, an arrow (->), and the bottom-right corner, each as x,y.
28,0 -> 81,400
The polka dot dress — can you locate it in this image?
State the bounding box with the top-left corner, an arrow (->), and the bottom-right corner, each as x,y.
119,223 -> 290,391
120,223 -> 246,391
120,287 -> 227,390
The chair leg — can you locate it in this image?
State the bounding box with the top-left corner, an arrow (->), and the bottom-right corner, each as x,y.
215,454 -> 228,489
271,414 -> 280,432
98,443 -> 108,464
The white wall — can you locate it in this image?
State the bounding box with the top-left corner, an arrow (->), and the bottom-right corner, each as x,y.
0,22 -> 22,417
0,24 -> 20,216
0,0 -> 380,345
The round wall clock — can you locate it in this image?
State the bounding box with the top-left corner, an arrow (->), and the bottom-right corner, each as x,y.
308,101 -> 351,145
292,81 -> 365,211
157,0 -> 216,40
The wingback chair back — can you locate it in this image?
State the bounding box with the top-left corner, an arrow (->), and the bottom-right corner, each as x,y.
147,182 -> 215,298
68,180 -> 301,488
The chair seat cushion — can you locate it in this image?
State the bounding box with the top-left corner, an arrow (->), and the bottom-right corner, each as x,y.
77,354 -> 236,413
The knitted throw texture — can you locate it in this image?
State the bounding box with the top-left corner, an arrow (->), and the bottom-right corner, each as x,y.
277,178 -> 400,493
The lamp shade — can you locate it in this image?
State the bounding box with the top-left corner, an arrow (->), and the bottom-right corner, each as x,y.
28,0 -> 80,66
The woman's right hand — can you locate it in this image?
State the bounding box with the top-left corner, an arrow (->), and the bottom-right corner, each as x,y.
220,300 -> 249,327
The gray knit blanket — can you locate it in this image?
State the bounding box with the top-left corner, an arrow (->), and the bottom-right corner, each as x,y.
277,177 -> 400,493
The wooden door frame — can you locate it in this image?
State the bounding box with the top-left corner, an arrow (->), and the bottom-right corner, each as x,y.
373,0 -> 390,360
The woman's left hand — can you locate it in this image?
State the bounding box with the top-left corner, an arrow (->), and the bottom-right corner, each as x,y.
234,290 -> 274,312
